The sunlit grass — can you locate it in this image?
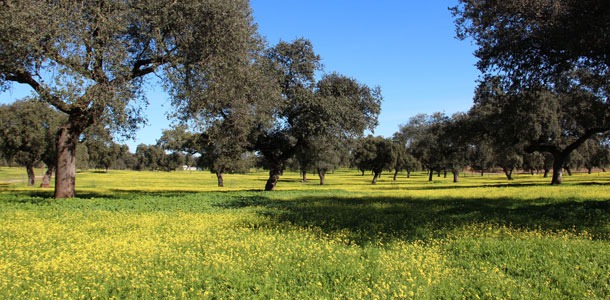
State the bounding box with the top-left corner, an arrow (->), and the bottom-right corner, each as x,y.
1,167 -> 609,299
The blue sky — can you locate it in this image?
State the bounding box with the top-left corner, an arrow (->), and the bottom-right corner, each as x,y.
0,0 -> 479,152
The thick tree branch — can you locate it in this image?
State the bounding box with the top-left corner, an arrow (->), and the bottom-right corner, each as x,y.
5,70 -> 70,113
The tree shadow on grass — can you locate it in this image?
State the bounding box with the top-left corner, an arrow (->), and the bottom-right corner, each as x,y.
228,194 -> 610,245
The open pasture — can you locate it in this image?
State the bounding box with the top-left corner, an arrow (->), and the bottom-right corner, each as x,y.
1,168 -> 609,299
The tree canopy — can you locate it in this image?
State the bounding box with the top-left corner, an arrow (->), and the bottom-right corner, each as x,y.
0,0 -> 258,197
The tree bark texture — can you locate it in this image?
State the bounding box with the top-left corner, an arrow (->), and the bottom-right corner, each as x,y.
317,169 -> 325,185
551,154 -> 564,185
54,124 -> 80,198
216,171 -> 224,187
26,164 -> 35,186
265,166 -> 282,191
40,166 -> 54,188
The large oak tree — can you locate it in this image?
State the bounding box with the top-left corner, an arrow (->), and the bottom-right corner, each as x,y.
0,0 -> 257,197
453,0 -> 610,184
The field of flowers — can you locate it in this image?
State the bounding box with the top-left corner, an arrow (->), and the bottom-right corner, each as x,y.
1,167 -> 609,299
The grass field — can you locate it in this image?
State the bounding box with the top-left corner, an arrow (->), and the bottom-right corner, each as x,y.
1,167 -> 609,299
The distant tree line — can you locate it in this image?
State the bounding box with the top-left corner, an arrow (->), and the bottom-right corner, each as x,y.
1,1 -> 609,196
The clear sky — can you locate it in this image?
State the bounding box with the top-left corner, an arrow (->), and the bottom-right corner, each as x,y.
0,0 -> 479,152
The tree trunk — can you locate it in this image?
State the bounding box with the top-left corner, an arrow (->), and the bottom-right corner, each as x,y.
452,170 -> 459,183
406,170 -> 411,178
551,155 -> 564,185
216,171 -> 224,187
54,124 -> 80,198
543,168 -> 550,178
372,170 -> 381,184
503,166 -> 514,180
26,164 -> 35,186
393,169 -> 399,181
564,166 -> 572,176
317,169 -> 325,185
301,171 -> 307,183
480,170 -> 484,176
443,170 -> 447,178
428,169 -> 433,181
265,166 -> 282,191
40,166 -> 54,188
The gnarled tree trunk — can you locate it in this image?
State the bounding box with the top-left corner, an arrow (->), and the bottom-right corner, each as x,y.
265,165 -> 282,191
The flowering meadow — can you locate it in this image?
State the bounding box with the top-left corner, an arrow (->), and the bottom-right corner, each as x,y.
1,168 -> 609,299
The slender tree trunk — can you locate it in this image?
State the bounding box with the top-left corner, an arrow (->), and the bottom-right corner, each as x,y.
406,169 -> 411,178
301,171 -> 307,183
502,166 -> 514,180
317,169 -> 325,185
587,167 -> 592,174
26,164 -> 35,186
480,170 -> 484,176
41,166 -> 54,188
543,168 -> 550,178
216,171 -> 224,187
55,123 -> 82,198
443,170 -> 447,178
372,170 -> 381,184
452,169 -> 459,183
393,169 -> 399,181
265,165 -> 282,191
428,169 -> 433,181
551,155 -> 564,185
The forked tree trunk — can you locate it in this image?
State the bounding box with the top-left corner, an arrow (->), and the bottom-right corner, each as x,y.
26,164 -> 35,186
54,124 -> 81,198
265,166 -> 282,191
216,171 -> 224,187
41,166 -> 54,188
317,169 -> 325,185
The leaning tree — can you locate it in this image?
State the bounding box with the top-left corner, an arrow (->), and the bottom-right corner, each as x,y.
0,0 -> 257,197
453,0 -> 610,184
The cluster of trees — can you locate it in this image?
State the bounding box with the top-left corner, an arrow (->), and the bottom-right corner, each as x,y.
1,1 -> 609,197
0,1 -> 381,196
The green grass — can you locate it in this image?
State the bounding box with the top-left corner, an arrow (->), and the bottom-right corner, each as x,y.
1,167 -> 609,299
